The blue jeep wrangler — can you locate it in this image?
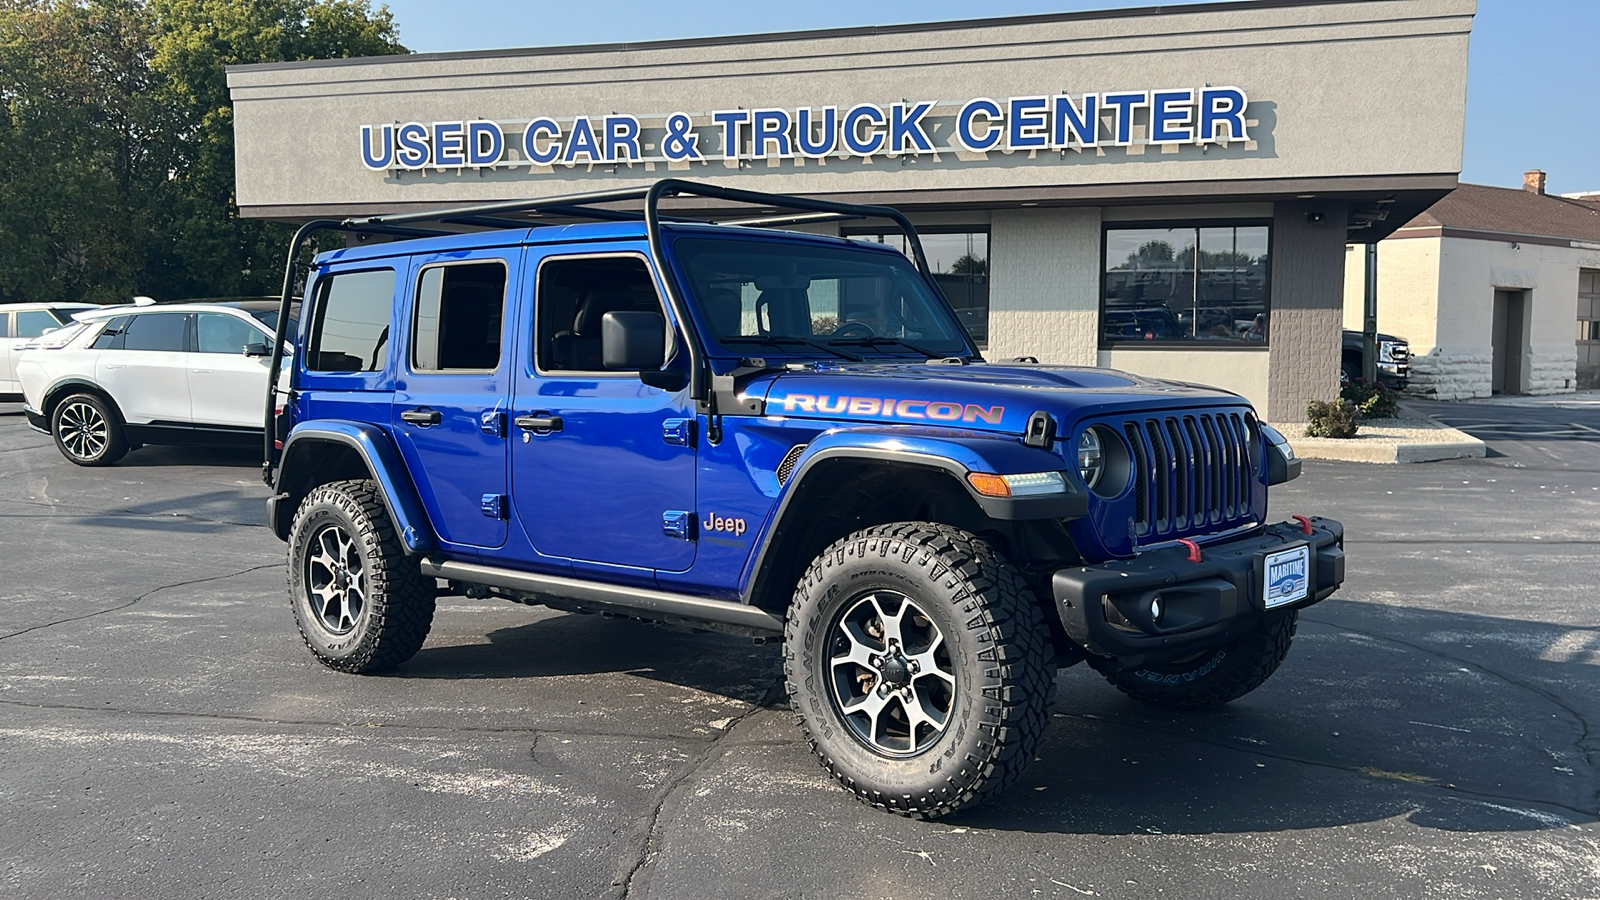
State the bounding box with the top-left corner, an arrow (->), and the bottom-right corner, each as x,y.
261,180 -> 1343,817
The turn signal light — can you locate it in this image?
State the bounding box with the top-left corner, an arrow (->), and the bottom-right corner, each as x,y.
966,471 -> 1068,498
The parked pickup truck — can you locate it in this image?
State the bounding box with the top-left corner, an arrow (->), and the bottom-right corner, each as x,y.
1342,329 -> 1409,389
259,180 -> 1345,818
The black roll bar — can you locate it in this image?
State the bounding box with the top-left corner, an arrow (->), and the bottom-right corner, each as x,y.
261,178 -> 968,485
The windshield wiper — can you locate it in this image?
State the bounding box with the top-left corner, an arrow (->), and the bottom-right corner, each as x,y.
826,335 -> 955,360
721,335 -> 865,362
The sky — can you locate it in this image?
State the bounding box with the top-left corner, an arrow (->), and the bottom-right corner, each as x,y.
378,0 -> 1599,194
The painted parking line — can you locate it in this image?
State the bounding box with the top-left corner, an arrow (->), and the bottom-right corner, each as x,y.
1433,421 -> 1600,439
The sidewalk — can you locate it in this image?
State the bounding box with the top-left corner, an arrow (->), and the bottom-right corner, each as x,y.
1428,389 -> 1600,410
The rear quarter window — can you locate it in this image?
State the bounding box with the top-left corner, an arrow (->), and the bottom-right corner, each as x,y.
307,270 -> 397,372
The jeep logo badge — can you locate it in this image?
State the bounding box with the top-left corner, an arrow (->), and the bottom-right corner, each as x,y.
703,512 -> 748,537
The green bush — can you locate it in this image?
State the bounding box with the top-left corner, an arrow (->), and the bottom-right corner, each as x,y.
1305,400 -> 1361,438
1340,379 -> 1400,419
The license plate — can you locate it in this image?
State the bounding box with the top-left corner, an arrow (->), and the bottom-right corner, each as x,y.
1263,545 -> 1311,608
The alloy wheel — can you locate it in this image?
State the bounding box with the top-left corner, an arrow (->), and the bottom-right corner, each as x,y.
305,524 -> 367,636
57,401 -> 109,461
827,589 -> 956,757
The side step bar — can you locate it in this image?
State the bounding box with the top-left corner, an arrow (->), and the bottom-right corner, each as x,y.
421,558 -> 785,637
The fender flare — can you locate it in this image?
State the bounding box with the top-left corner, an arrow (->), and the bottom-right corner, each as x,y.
40,377 -> 116,414
739,426 -> 1086,604
268,421 -> 435,554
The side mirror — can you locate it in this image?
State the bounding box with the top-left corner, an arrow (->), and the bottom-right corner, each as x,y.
243,342 -> 270,358
601,311 -> 665,371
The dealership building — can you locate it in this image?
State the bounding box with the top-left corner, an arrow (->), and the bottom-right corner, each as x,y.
226,0 -> 1474,422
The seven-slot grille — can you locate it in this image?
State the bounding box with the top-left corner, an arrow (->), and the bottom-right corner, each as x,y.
1119,411 -> 1256,538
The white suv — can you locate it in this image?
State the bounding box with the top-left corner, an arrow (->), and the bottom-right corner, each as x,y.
18,300 -> 296,466
1,303 -> 96,400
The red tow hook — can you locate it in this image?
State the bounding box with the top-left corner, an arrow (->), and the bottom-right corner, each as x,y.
1292,515 -> 1314,535
1176,538 -> 1203,563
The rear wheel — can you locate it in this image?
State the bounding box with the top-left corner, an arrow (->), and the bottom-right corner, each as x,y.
50,393 -> 128,466
287,479 -> 434,673
1095,611 -> 1298,709
784,522 -> 1055,818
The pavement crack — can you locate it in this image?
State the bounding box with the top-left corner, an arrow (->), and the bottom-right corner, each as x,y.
612,679 -> 784,900
1304,615 -> 1600,812
1054,711 -> 1596,821
0,563 -> 282,642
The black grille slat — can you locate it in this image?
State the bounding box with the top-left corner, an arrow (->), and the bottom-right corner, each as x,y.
1125,423 -> 1150,535
1117,410 -> 1255,543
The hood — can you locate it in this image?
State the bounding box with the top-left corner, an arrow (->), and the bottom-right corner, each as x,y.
754,362 -> 1250,434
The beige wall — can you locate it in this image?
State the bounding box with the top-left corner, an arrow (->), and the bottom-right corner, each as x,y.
227,0 -> 1474,214
986,207 -> 1101,365
1097,348 -> 1270,411
1347,234 -> 1600,398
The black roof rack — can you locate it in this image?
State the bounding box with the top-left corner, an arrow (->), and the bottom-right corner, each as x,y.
263,178 -> 953,477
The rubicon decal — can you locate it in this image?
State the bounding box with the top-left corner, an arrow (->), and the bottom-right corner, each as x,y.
774,394 -> 1004,424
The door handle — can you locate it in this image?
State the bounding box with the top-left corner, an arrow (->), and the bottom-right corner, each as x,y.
190,369 -> 214,374
514,414 -> 563,434
104,364 -> 126,370
400,408 -> 442,426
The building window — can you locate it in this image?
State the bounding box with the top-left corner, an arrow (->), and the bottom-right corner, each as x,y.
1101,224 -> 1270,346
847,229 -> 989,348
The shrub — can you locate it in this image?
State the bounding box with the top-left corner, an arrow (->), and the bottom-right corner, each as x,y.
1340,379 -> 1400,419
1305,400 -> 1361,438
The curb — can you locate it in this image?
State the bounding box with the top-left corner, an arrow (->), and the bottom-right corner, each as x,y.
1287,425 -> 1486,464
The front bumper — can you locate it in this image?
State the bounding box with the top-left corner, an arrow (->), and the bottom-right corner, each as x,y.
23,404 -> 48,434
1052,517 -> 1344,668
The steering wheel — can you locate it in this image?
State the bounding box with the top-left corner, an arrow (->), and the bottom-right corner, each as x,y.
830,321 -> 876,339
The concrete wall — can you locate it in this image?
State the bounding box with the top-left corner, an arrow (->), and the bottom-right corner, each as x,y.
1099,348 -> 1270,412
986,207 -> 1101,365
1264,200 -> 1347,421
1352,235 -> 1600,398
227,0 -> 1475,214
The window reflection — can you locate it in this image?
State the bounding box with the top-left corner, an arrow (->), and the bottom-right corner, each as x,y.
848,230 -> 989,348
1102,225 -> 1270,345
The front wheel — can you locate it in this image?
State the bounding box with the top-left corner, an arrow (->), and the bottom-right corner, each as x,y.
51,393 -> 128,466
1094,610 -> 1298,709
287,479 -> 435,673
783,523 -> 1055,818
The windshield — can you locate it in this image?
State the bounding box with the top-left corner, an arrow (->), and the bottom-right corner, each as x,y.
673,237 -> 971,359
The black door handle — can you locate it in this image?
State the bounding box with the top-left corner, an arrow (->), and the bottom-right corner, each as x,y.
401,408 -> 442,426
514,414 -> 563,434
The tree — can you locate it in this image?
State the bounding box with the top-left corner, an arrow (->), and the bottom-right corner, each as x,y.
0,0 -> 405,305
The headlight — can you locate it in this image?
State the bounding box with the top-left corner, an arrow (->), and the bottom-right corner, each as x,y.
1078,430 -> 1104,489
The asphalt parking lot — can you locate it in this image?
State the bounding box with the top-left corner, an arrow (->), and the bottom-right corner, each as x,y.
3,400 -> 1599,900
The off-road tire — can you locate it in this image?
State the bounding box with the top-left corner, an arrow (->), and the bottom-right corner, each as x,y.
1095,610 -> 1298,709
287,479 -> 434,673
783,522 -> 1055,818
50,392 -> 128,466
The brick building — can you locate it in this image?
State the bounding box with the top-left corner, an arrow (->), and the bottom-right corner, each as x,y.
1343,171 -> 1600,396
226,0 -> 1474,421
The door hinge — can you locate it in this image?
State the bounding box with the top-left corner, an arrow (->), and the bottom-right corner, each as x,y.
662,418 -> 694,447
480,409 -> 506,438
662,510 -> 694,540
480,494 -> 508,520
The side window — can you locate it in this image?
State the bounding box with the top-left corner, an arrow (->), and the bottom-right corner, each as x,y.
536,256 -> 663,373
195,313 -> 260,354
15,310 -> 62,338
412,262 -> 507,372
307,269 -> 397,373
120,313 -> 189,351
0,314 -> 9,338
90,316 -> 130,349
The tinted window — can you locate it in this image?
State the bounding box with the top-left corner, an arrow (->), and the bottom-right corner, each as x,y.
120,313 -> 189,352
15,310 -> 62,338
196,312 -> 262,354
249,306 -> 299,336
0,314 -> 8,338
308,270 -> 396,372
536,256 -> 663,372
90,316 -> 130,349
1102,224 -> 1270,345
848,230 -> 989,348
413,262 -> 506,371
